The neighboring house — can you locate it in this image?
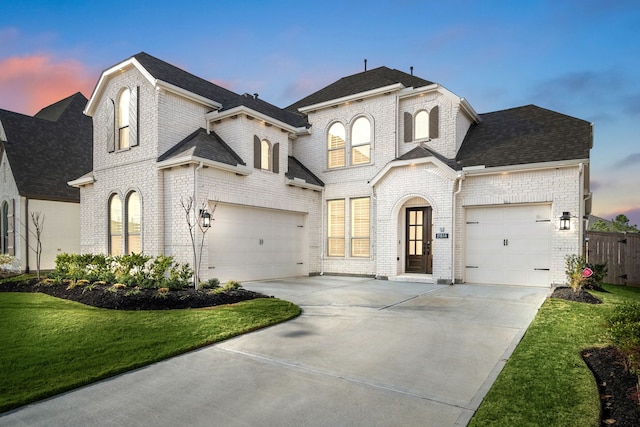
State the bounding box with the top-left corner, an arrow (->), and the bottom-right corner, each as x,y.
73,52 -> 591,287
0,93 -> 93,272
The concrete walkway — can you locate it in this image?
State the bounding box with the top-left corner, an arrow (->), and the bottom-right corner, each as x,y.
1,276 -> 549,427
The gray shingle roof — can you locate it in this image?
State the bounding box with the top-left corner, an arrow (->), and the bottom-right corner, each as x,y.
0,92 -> 92,202
397,145 -> 461,170
286,156 -> 324,187
133,52 -> 306,128
287,66 -> 433,112
456,105 -> 592,168
157,128 -> 245,166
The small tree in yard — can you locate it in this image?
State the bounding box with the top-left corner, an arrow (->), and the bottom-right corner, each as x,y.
30,212 -> 45,279
565,254 -> 587,293
180,196 -> 216,289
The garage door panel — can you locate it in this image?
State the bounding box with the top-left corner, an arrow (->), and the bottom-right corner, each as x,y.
465,205 -> 551,287
209,204 -> 305,282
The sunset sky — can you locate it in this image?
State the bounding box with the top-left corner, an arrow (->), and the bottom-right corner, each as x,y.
2,0 -> 639,226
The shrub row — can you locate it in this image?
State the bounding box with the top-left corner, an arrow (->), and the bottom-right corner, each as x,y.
608,302 -> 640,374
52,253 -> 194,290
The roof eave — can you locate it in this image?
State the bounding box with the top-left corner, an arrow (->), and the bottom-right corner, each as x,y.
156,80 -> 223,110
461,159 -> 590,176
67,173 -> 95,188
286,177 -> 323,192
297,83 -> 405,113
157,155 -> 252,176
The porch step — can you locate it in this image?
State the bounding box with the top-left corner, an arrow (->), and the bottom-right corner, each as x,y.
388,274 -> 435,284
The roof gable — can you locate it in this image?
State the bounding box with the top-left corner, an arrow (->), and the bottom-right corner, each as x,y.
287,66 -> 434,112
0,93 -> 92,202
286,156 -> 324,188
456,105 -> 592,168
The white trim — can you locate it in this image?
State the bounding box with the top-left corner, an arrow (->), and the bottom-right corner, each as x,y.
398,84 -> 481,123
67,172 -> 95,188
286,177 -> 323,192
0,119 -> 7,142
206,106 -> 298,134
462,159 -> 589,176
369,157 -> 458,187
297,83 -> 404,113
156,155 -> 252,176
85,57 -> 222,116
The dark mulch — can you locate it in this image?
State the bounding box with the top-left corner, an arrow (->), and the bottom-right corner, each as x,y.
0,279 -> 270,310
551,286 -> 640,426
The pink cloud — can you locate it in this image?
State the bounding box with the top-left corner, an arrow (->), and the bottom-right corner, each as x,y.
0,54 -> 96,115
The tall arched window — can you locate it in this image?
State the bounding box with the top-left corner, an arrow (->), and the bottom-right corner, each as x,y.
109,194 -> 123,255
1,201 -> 7,254
126,191 -> 141,254
351,117 -> 371,165
117,88 -> 130,150
261,139 -> 271,170
414,110 -> 429,140
327,122 -> 346,168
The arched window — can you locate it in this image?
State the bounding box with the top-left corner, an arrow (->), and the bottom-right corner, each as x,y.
126,192 -> 141,254
414,110 -> 429,140
351,117 -> 371,165
327,122 -> 346,168
261,139 -> 271,170
117,88 -> 130,150
1,201 -> 7,254
109,194 -> 123,255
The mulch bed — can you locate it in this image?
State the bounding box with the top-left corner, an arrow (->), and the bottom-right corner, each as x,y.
551,286 -> 640,426
0,278 -> 270,310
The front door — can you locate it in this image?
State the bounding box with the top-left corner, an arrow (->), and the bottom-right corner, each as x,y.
405,207 -> 432,273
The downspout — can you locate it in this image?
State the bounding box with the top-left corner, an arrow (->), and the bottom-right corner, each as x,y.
451,172 -> 465,284
194,162 -> 204,288
578,162 -> 585,256
320,187 -> 325,275
395,93 -> 400,159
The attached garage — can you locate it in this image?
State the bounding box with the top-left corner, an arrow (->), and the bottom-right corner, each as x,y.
208,204 -> 307,282
464,204 -> 551,286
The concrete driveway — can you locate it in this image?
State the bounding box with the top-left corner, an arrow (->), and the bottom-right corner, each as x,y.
1,276 -> 548,427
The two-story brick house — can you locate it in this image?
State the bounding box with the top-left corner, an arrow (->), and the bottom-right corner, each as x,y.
72,52 -> 591,287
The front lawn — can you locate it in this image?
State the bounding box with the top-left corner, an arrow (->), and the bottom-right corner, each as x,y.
469,284 -> 640,427
0,292 -> 300,413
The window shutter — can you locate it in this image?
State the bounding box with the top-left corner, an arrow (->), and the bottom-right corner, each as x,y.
429,106 -> 439,139
7,199 -> 14,256
404,112 -> 413,142
107,99 -> 115,152
129,86 -> 139,147
272,143 -> 279,173
253,135 -> 261,169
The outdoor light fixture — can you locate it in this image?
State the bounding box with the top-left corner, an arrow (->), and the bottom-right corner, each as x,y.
200,209 -> 211,228
560,211 -> 571,231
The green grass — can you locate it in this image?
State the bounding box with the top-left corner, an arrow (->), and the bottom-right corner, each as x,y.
0,292 -> 300,413
469,284 -> 640,427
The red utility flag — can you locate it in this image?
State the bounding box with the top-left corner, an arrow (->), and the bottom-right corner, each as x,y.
582,267 -> 594,278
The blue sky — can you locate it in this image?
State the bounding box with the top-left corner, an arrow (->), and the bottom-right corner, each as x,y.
2,0 -> 639,226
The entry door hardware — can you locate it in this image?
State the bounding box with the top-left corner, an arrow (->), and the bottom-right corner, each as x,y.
503,239 -> 509,246
259,238 -> 264,245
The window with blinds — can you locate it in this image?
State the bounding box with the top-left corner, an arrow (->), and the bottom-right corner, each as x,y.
327,199 -> 345,256
351,197 -> 370,257
327,122 -> 346,168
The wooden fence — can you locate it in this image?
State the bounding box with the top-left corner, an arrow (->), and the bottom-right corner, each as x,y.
585,231 -> 640,286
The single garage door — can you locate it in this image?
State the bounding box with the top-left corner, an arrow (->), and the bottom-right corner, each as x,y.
465,204 -> 551,286
209,204 -> 306,282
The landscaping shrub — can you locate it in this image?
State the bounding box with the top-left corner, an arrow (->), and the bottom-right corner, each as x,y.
565,254 -> 608,291
201,278 -> 220,289
608,302 -> 640,374
51,253 -> 193,289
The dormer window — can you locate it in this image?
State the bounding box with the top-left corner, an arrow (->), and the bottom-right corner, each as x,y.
253,136 -> 279,173
404,106 -> 439,142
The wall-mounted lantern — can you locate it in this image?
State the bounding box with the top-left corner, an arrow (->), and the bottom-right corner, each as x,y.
560,211 -> 571,231
200,209 -> 211,228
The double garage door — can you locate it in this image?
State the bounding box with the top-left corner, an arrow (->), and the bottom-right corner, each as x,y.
208,204 -> 306,282
465,204 -> 551,287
